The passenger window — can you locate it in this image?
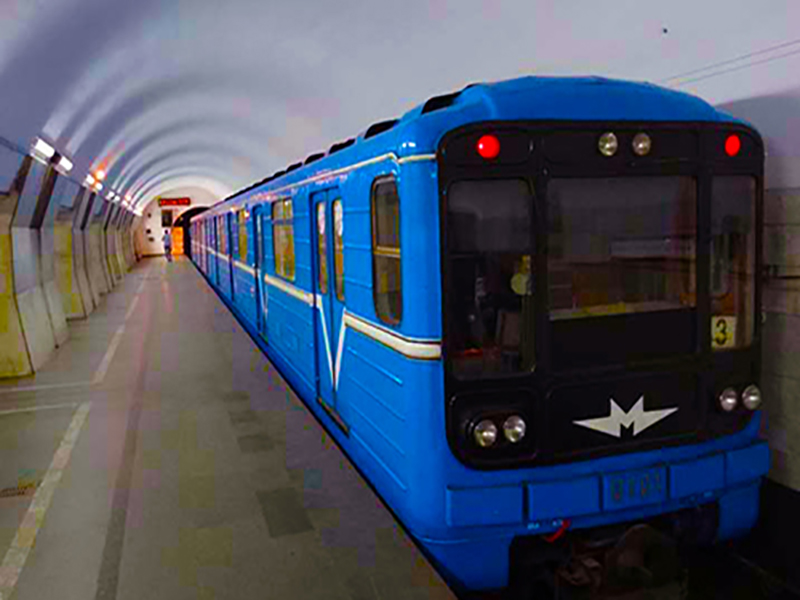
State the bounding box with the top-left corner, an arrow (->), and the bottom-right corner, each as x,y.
231,212 -> 239,257
371,177 -> 401,324
273,199 -> 295,280
316,203 -> 328,294
238,208 -> 248,262
333,199 -> 345,302
218,216 -> 228,255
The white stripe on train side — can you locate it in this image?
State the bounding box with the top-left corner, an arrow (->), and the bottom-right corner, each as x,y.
259,273 -> 441,361
198,153 -> 436,214
195,152 -> 440,366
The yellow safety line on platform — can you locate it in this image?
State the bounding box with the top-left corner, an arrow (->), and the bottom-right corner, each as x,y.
0,401 -> 91,599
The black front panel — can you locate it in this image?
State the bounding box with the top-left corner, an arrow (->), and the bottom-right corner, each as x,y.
551,310 -> 697,370
543,129 -> 699,165
545,371 -> 700,459
438,120 -> 764,469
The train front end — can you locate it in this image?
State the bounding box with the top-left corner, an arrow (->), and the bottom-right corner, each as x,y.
428,91 -> 770,593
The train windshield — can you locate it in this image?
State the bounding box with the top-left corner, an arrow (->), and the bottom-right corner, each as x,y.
446,179 -> 536,379
548,177 -> 698,367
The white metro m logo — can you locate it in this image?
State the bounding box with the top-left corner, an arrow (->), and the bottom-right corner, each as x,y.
573,396 -> 678,438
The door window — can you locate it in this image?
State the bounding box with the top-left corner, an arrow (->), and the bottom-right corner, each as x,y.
317,202 -> 329,294
333,199 -> 345,302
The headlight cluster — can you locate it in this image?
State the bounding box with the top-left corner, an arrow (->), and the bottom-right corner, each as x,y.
597,131 -> 652,157
472,415 -> 527,448
718,384 -> 762,412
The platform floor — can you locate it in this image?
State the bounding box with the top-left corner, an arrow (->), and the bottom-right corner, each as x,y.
0,258 -> 455,600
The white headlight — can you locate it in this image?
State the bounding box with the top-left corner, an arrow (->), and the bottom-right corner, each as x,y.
632,133 -> 652,156
598,132 -> 618,157
473,419 -> 498,448
719,388 -> 738,412
742,385 -> 762,410
503,415 -> 526,443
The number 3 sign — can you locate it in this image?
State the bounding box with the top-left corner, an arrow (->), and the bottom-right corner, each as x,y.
712,316 -> 737,349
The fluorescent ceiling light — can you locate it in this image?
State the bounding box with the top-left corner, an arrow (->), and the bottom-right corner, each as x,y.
33,138 -> 55,159
95,170 -> 106,181
85,174 -> 96,185
58,156 -> 73,172
95,182 -> 103,191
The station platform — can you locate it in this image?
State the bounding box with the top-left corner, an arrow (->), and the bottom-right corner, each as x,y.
0,257 -> 455,600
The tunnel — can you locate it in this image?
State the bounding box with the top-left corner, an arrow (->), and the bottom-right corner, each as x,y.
0,2 -> 799,599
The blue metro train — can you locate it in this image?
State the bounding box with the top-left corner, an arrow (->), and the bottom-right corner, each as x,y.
189,76 -> 770,595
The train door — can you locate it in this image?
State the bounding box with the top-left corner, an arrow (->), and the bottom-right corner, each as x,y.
253,205 -> 268,339
227,212 -> 235,301
311,188 -> 348,430
213,216 -> 220,285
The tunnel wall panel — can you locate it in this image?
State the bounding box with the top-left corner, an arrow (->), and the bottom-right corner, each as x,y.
114,228 -> 127,274
76,193 -> 100,308
0,210 -> 31,377
87,223 -> 110,297
54,184 -> 91,318
100,213 -> 116,289
12,226 -> 57,368
105,208 -> 122,282
39,174 -> 69,345
0,147 -> 32,377
762,187 -> 800,493
10,159 -> 63,370
73,227 -> 95,313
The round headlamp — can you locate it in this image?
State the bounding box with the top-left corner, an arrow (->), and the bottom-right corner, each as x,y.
742,385 -> 762,410
598,132 -> 618,157
719,388 -> 738,412
503,415 -> 526,443
473,419 -> 498,448
632,133 -> 652,156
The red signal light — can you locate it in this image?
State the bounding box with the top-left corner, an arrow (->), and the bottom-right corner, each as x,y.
476,134 -> 501,160
725,134 -> 741,157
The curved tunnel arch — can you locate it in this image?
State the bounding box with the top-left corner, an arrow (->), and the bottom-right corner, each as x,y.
124,149 -> 248,204
132,167 -> 234,208
118,143 -> 256,195
111,123 -> 284,193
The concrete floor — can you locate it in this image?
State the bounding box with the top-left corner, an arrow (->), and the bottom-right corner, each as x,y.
0,258 -> 455,600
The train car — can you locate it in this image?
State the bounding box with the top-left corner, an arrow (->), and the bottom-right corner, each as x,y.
190,76 -> 769,595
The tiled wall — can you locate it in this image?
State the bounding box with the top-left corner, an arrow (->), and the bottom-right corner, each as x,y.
762,188 -> 800,490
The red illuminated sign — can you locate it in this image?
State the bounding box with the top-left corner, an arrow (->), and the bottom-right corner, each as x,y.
158,197 -> 191,207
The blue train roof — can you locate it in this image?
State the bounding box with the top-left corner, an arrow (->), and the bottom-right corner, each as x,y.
204,76 -> 740,215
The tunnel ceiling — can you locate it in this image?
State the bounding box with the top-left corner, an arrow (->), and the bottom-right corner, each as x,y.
1,0 -> 798,212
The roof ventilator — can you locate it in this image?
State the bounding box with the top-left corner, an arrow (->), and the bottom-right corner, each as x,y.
328,138 -> 355,154
421,91 -> 461,114
364,119 -> 399,139
304,152 -> 325,165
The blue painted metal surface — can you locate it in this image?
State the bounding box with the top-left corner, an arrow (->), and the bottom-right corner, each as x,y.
189,76 -> 769,593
